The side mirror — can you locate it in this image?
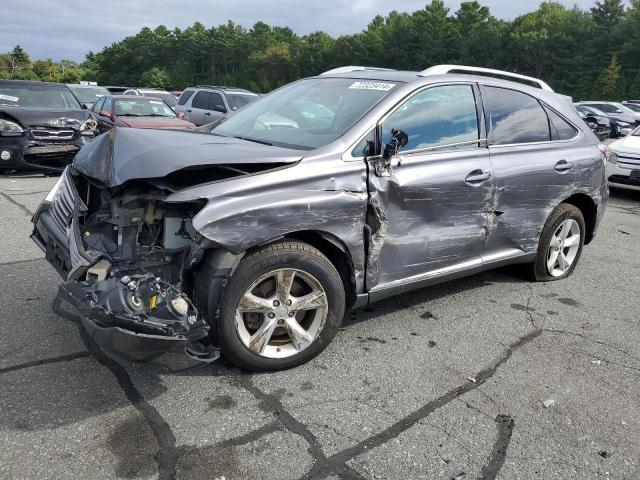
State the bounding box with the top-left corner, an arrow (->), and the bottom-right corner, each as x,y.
382,129 -> 409,160
178,112 -> 185,119
99,111 -> 115,122
213,105 -> 227,113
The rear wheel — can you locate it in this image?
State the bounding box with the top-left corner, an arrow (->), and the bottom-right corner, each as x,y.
218,240 -> 345,371
527,203 -> 585,281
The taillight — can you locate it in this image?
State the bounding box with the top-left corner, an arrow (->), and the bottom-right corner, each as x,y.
597,143 -> 609,164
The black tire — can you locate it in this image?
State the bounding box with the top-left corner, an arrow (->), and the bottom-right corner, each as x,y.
526,203 -> 585,282
218,240 -> 345,371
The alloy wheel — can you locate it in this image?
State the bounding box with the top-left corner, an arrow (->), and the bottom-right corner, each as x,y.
234,268 -> 328,358
546,218 -> 581,277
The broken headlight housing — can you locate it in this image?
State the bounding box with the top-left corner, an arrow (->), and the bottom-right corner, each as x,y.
0,118 -> 24,137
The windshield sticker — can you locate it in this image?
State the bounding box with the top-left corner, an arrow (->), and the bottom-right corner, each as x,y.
149,100 -> 163,104
0,94 -> 19,102
348,81 -> 395,91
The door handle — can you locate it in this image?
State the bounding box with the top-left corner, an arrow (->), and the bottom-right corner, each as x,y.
554,160 -> 573,172
205,112 -> 212,116
186,109 -> 192,113
465,170 -> 492,185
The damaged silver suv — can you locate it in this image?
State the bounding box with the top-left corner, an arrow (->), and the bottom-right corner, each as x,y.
32,65 -> 608,371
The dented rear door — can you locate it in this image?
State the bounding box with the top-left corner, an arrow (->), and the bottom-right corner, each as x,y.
481,85 -> 579,255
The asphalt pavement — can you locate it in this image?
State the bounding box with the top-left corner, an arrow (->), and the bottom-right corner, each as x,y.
0,171 -> 639,480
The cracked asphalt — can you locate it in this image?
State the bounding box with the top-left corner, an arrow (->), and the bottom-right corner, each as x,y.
1,172 -> 639,480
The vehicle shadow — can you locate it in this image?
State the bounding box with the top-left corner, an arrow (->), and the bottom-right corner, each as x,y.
0,260 -> 528,434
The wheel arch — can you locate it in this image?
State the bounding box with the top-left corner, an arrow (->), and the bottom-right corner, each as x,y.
561,193 -> 598,244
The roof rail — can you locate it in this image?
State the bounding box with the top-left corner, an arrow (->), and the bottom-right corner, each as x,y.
320,66 -> 396,75
419,65 -> 554,92
195,85 -> 249,91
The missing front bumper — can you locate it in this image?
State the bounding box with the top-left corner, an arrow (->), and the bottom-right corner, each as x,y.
56,281 -> 219,364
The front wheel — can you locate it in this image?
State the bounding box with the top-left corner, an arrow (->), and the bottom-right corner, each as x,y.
527,203 -> 585,282
218,240 -> 345,371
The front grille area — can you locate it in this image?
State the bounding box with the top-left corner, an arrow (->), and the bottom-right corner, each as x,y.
617,153 -> 640,169
50,172 -> 76,231
24,152 -> 77,169
31,129 -> 75,140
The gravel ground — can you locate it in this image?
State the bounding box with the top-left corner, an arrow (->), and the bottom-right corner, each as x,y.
0,171 -> 639,480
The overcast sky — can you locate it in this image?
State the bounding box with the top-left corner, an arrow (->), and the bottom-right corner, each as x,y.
0,0 -> 630,62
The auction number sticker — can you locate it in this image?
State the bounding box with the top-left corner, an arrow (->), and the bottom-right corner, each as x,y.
348,81 -> 395,91
0,94 -> 19,102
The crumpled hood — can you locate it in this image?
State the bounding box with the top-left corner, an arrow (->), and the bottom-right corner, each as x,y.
72,127 -> 304,187
118,116 -> 195,129
0,107 -> 90,129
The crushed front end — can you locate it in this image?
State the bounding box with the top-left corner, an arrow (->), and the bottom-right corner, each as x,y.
32,167 -> 217,362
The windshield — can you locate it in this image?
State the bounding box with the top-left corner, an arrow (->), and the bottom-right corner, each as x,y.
226,92 -> 259,111
213,78 -> 398,150
0,84 -> 81,109
142,92 -> 177,107
115,98 -> 177,117
67,85 -> 110,104
578,105 -> 607,117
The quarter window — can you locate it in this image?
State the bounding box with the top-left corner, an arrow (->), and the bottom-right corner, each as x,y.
102,97 -> 113,114
381,85 -> 479,152
545,107 -> 578,141
483,86 -> 550,145
177,89 -> 195,106
92,97 -> 105,113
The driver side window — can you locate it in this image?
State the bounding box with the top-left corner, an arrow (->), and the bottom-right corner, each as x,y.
381,84 -> 479,153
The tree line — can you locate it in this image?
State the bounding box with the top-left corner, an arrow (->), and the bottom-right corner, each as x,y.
1,0 -> 639,100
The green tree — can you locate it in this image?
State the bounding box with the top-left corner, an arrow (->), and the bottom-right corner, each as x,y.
141,67 -> 171,88
596,55 -> 622,98
591,0 -> 625,29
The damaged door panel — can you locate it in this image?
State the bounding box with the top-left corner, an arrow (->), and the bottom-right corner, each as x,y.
31,67 -> 607,370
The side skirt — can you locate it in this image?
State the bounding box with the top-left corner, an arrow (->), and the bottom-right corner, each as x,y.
362,249 -> 535,305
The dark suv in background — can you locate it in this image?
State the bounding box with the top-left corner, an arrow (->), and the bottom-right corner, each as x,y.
32,65 -> 607,371
576,101 -> 640,137
0,79 -> 97,173
175,86 -> 259,125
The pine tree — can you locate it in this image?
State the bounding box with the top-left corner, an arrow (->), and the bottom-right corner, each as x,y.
597,55 -> 622,99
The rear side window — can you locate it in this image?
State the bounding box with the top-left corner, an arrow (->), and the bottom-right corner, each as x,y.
545,107 -> 578,141
191,91 -> 210,109
209,92 -> 224,108
483,86 -> 550,145
177,89 -> 195,106
381,84 -> 479,152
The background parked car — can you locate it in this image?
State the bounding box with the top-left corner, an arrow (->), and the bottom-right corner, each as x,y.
607,125 -> 640,191
575,101 -> 640,136
66,84 -> 110,110
574,104 -> 612,140
89,95 -> 195,134
123,88 -> 178,107
0,79 -> 96,173
175,86 -> 259,126
621,102 -> 640,115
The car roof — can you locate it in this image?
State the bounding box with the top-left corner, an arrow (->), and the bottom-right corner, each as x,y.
67,83 -> 107,89
110,95 -> 165,101
0,79 -> 70,88
191,85 -> 256,94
